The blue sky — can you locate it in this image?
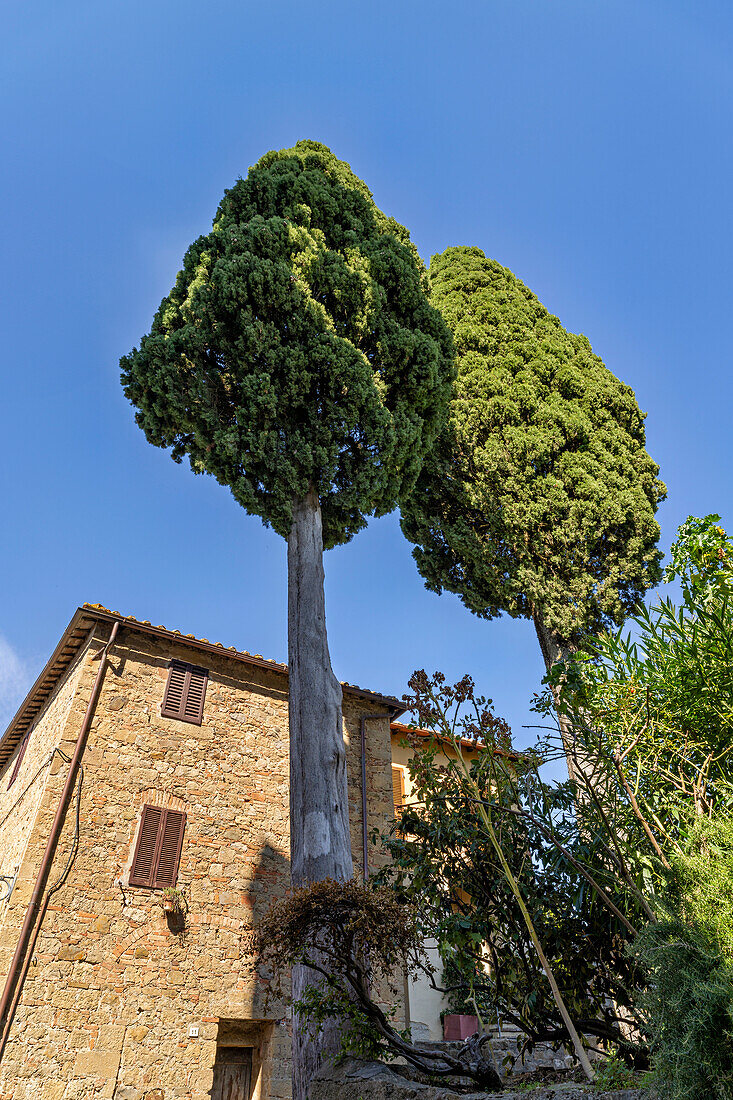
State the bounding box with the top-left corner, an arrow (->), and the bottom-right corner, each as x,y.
1,0 -> 732,747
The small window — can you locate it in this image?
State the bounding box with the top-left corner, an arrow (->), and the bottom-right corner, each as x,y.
392,766 -> 406,820
129,804 -> 186,889
161,660 -> 208,724
8,730 -> 31,790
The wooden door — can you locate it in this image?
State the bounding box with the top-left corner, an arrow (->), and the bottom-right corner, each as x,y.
211,1047 -> 252,1100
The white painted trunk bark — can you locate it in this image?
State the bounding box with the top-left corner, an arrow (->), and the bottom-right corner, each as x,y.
288,487 -> 354,1100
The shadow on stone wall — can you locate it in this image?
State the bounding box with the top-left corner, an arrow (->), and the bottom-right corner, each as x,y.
244,840 -> 291,1019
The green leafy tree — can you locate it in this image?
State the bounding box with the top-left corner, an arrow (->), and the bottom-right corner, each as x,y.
120,140 -> 453,1098
380,673 -> 648,1074
543,514 -> 733,847
401,246 -> 665,671
380,518 -> 733,1090
537,516 -> 733,1095
664,512 -> 733,604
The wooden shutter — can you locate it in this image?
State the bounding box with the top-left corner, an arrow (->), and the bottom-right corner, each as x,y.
129,805 -> 186,889
153,809 -> 186,888
182,667 -> 207,724
129,805 -> 164,887
161,662 -> 187,719
392,766 -> 405,818
8,731 -> 31,790
161,661 -> 208,724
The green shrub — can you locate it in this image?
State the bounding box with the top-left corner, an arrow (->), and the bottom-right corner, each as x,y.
592,1054 -> 638,1090
632,919 -> 733,1100
631,816 -> 733,1100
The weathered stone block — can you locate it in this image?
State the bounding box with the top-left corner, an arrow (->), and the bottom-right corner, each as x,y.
40,1082 -> 66,1100
114,1086 -> 142,1100
189,1069 -> 214,1092
73,1048 -> 121,1078
56,947 -> 87,962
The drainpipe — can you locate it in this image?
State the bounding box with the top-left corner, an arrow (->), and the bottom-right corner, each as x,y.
0,621 -> 119,1056
360,714 -> 387,881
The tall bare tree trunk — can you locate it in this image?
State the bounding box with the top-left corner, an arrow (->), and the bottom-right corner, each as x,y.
288,487 -> 354,1100
532,609 -> 573,675
532,609 -> 578,780
533,609 -> 607,795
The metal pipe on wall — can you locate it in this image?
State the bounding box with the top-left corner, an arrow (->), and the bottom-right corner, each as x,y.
0,621 -> 119,1059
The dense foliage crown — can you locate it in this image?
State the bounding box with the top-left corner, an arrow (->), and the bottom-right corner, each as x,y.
401,246 -> 665,646
121,141 -> 454,547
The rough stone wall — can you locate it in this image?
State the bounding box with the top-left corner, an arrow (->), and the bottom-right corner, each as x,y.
0,623 -> 397,1100
0,631 -> 94,975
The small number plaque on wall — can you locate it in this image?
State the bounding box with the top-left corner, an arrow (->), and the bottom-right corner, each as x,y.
188,1026 -> 199,1038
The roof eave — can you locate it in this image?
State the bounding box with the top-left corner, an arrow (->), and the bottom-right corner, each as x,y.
0,606 -> 406,768
0,607 -> 99,769
81,606 -> 406,717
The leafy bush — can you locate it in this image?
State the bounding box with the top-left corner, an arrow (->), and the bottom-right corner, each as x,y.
531,516 -> 733,1093
379,672 -> 647,1068
441,956 -> 495,1020
672,815 -> 733,955
259,879 -> 502,1090
378,518 -> 733,1088
632,918 -> 733,1100
592,1054 -> 639,1090
540,514 -> 733,856
630,815 -> 733,1100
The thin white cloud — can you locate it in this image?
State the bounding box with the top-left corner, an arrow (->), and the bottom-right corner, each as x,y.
0,637 -> 30,733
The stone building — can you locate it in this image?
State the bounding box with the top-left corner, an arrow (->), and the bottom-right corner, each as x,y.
0,605 -> 404,1100
389,724 -> 484,1044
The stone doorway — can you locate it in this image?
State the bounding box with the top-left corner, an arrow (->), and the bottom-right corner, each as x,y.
211,1046 -> 252,1100
212,1019 -> 276,1100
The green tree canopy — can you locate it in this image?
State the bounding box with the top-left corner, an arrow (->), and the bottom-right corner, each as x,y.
121,140 -> 453,549
120,141 -> 454,1100
379,672 -> 647,1068
401,246 -> 665,660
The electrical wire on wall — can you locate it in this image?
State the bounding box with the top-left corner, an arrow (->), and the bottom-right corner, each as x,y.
0,618 -> 119,1065
0,752 -> 85,1061
45,751 -> 83,896
0,745 -> 83,910
0,749 -> 59,833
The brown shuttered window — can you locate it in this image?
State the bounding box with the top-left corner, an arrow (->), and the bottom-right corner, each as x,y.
8,730 -> 31,790
161,660 -> 208,725
154,810 -> 187,888
129,804 -> 186,889
392,766 -> 406,819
